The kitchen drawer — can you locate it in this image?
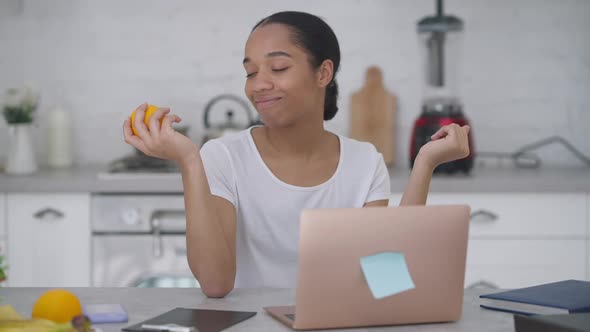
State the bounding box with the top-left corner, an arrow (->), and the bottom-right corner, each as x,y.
0,193 -> 5,238
426,193 -> 586,238
464,239 -> 587,290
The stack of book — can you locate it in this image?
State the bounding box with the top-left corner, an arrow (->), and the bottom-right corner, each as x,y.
479,279 -> 590,332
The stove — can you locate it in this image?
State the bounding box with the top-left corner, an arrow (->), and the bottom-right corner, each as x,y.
107,154 -> 179,173
92,152 -> 195,288
97,154 -> 180,179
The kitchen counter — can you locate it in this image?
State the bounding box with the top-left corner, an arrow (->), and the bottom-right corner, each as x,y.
1,287 -> 513,332
0,164 -> 589,193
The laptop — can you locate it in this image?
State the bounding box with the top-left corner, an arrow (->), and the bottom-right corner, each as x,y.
264,204 -> 470,330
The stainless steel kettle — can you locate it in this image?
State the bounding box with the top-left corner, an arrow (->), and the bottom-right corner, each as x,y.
201,94 -> 259,145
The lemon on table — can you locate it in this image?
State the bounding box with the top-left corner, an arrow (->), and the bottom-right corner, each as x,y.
130,104 -> 163,135
31,289 -> 83,323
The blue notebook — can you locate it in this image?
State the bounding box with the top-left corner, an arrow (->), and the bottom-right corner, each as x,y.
479,280 -> 590,316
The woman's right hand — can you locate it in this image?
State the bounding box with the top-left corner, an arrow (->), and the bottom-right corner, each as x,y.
123,103 -> 199,166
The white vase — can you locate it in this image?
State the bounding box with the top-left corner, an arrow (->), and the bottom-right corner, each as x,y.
5,124 -> 38,175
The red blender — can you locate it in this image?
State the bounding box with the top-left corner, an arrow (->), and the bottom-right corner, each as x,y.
410,0 -> 474,174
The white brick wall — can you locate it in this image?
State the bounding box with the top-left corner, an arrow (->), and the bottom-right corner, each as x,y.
0,0 -> 589,168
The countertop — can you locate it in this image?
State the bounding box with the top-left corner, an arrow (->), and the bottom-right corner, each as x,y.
0,287 -> 513,332
0,163 -> 589,193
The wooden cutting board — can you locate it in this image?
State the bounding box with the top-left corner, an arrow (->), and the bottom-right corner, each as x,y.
349,66 -> 397,166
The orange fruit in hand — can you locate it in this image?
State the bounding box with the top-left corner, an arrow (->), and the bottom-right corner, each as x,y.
32,289 -> 83,323
130,104 -> 163,135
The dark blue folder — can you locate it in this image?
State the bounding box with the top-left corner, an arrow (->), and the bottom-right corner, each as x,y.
479,280 -> 590,316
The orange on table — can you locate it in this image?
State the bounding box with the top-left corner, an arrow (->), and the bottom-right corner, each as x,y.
31,289 -> 83,323
130,104 -> 163,135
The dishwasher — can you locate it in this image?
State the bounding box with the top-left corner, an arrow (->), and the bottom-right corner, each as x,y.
91,194 -> 199,288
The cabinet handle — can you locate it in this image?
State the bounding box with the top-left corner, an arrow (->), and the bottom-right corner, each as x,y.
152,217 -> 162,258
150,209 -> 184,258
151,210 -> 186,224
33,208 -> 65,220
467,280 -> 499,290
470,210 -> 498,223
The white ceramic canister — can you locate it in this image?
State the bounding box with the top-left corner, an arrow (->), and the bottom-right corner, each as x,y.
47,105 -> 73,168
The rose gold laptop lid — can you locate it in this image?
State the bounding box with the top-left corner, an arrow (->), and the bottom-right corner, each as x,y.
264,204 -> 470,330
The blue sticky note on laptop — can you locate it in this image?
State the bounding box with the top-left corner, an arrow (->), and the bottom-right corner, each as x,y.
360,252 -> 415,300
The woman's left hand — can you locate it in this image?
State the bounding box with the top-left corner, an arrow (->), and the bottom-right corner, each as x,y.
417,124 -> 471,169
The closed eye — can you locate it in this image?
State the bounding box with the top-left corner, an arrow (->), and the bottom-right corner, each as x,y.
246,67 -> 289,78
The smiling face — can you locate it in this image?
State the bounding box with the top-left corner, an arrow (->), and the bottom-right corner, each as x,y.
243,23 -> 330,128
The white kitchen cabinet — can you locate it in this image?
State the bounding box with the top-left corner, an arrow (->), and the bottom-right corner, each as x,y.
0,193 -> 6,238
6,193 -> 91,287
0,239 -> 6,287
425,193 -> 587,238
389,192 -> 589,289
465,239 -> 586,289
587,193 -> 590,281
0,193 -> 5,287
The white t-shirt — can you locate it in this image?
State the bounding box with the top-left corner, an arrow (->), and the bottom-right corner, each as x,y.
199,127 -> 391,288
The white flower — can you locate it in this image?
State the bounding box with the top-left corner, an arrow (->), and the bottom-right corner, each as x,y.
4,86 -> 38,108
21,85 -> 39,108
4,88 -> 22,108
3,85 -> 40,124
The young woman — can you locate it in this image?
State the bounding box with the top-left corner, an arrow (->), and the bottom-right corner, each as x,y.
123,11 -> 470,298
